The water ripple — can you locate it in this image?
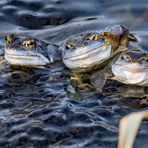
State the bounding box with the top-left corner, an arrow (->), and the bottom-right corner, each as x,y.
0,0 -> 148,148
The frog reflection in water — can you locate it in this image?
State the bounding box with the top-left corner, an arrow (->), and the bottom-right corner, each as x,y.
102,84 -> 148,109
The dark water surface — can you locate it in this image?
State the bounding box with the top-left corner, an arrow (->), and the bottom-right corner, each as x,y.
0,0 -> 148,148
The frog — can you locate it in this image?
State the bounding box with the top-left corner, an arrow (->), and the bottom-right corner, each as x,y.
62,25 -> 137,88
4,34 -> 61,66
91,48 -> 148,92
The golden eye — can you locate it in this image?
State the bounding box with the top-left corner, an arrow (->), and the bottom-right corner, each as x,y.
139,55 -> 148,63
87,33 -> 99,41
121,53 -> 131,62
22,38 -> 36,49
66,44 -> 70,49
87,33 -> 95,40
66,43 -> 76,49
5,34 -> 16,45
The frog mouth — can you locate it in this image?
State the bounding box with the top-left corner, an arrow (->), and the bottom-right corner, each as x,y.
5,52 -> 40,59
63,43 -> 110,60
113,63 -> 148,72
64,46 -> 101,60
63,45 -> 112,69
4,50 -> 49,66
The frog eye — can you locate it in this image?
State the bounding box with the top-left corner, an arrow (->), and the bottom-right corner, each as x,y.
66,43 -> 76,49
128,33 -> 138,42
22,38 -> 36,49
139,56 -> 148,63
121,54 -> 131,62
86,33 -> 99,41
5,34 -> 16,45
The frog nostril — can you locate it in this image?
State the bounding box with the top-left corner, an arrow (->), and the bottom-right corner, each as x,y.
5,34 -> 17,45
84,41 -> 88,46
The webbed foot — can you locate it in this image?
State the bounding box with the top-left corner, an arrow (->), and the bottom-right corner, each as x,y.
70,72 -> 93,91
70,73 -> 83,86
77,83 -> 94,91
90,70 -> 109,92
